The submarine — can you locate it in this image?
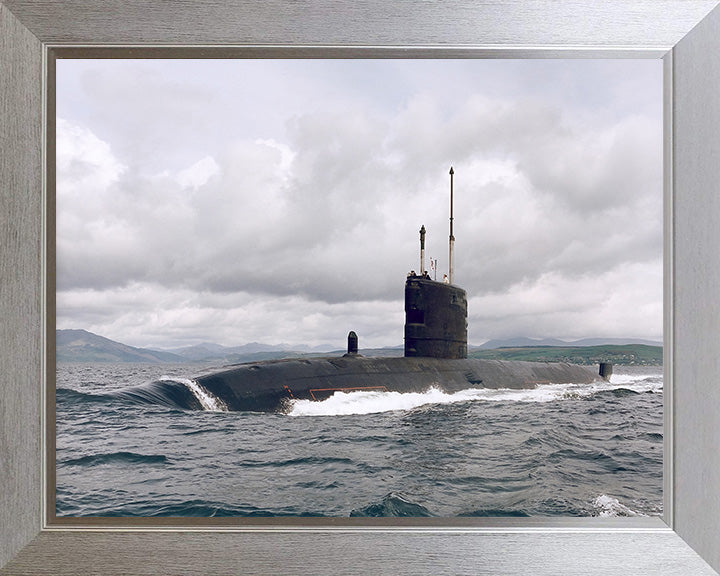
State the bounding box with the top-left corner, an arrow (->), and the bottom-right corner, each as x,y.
194,168 -> 610,412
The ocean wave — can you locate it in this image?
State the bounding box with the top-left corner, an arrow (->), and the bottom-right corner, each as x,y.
460,508 -> 531,517
235,455 -> 355,469
56,387 -> 113,405
58,378 -> 230,412
159,376 -> 228,412
350,492 -> 434,517
288,387 -> 464,416
65,498 -> 329,517
608,372 -> 663,386
286,377 -> 663,416
594,387 -> 641,398
111,379 -> 204,410
592,494 -> 645,517
59,451 -> 169,467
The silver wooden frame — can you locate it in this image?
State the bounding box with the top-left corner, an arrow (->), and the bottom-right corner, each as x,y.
3,2 -> 720,574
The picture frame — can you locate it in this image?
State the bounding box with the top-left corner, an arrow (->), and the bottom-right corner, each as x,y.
49,53 -> 666,525
2,1 -> 720,574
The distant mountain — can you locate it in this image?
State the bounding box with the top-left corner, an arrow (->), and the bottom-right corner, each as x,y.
474,337 -> 662,350
158,342 -> 239,362
56,329 -> 184,363
475,337 -> 567,349
469,344 -> 663,366
56,330 -> 340,364
565,337 -> 663,347
161,341 -> 337,362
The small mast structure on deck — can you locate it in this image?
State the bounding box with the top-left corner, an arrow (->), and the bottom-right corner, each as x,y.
448,166 -> 455,285
419,224 -> 426,275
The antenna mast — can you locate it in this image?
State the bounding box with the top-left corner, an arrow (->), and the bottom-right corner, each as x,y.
419,225 -> 426,275
448,166 -> 455,284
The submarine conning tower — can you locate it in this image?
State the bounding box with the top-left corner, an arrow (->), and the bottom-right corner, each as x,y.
404,167 -> 467,359
404,274 -> 468,359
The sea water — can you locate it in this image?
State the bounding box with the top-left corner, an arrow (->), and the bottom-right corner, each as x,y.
55,363 -> 663,517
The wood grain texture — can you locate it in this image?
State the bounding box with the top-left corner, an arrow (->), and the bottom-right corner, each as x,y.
1,0 -> 718,47
0,2 -> 43,570
2,0 -> 720,574
672,5 -> 720,571
3,530 -> 719,576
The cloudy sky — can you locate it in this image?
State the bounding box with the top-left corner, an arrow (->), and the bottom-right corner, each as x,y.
56,58 -> 663,350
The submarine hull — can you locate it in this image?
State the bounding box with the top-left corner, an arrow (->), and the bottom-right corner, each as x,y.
194,356 -> 602,412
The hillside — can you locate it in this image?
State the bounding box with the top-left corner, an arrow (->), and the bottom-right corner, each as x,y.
56,329 -> 184,363
468,344 -> 662,366
160,341 -> 336,362
56,330 -> 337,364
476,337 -> 662,349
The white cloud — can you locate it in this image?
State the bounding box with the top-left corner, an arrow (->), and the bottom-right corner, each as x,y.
469,260 -> 662,341
56,118 -> 126,190
176,156 -> 220,189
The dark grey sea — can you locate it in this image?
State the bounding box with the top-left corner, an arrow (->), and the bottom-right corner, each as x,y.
55,363 -> 663,518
